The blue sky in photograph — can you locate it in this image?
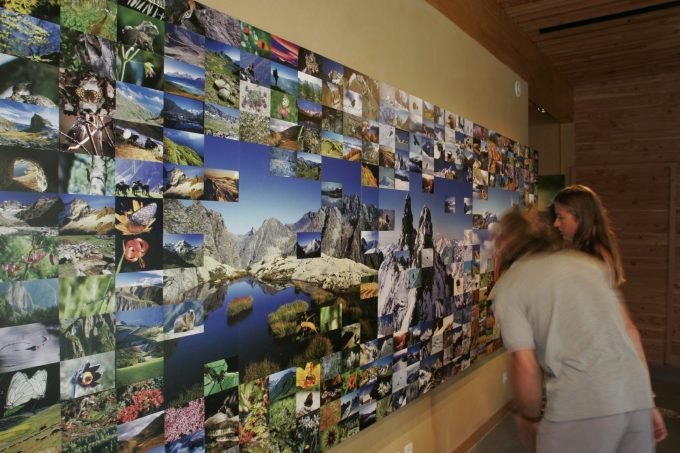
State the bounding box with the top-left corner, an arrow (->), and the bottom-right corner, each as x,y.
115,270 -> 163,288
163,163 -> 204,179
378,174 -> 472,244
205,142 -> 320,234
206,37 -> 240,63
0,191 -> 57,205
0,99 -> 58,126
164,128 -> 204,156
59,194 -> 114,211
204,136 -> 240,169
164,92 -> 203,115
117,82 -> 164,115
473,187 -> 519,217
297,231 -> 321,247
164,56 -> 204,80
116,305 -> 163,327
164,232 -> 204,247
322,158 -> 360,197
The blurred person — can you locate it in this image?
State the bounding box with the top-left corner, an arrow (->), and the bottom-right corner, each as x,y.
492,206 -> 665,452
551,185 -> 666,442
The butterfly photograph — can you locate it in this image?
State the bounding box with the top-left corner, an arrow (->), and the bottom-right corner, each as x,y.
0,363 -> 60,452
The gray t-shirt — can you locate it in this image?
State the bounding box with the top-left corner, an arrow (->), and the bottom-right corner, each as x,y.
493,250 -> 653,422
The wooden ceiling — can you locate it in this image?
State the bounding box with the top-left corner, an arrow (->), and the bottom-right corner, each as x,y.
496,0 -> 680,85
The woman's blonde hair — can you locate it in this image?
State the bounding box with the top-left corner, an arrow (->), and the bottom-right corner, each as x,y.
551,184 -> 625,285
493,205 -> 559,276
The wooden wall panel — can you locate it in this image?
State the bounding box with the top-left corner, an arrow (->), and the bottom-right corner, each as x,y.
573,68 -> 680,365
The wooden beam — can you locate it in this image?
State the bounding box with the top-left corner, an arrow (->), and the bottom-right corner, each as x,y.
426,0 -> 573,122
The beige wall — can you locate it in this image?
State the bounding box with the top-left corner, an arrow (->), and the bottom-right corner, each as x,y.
202,1 -> 523,450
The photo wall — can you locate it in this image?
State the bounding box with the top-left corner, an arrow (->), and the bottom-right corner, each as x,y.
0,1 -> 537,452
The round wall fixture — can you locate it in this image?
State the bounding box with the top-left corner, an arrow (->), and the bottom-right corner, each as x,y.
514,80 -> 522,98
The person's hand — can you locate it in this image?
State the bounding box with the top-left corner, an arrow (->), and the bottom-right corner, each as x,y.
513,414 -> 539,450
652,407 -> 667,443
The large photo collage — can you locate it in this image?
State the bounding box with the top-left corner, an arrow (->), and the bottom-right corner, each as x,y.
0,1 -> 538,452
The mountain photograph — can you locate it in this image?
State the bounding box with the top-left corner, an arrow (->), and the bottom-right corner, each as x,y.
115,82 -> 164,126
58,194 -> 115,235
163,233 -> 204,269
0,99 -> 58,151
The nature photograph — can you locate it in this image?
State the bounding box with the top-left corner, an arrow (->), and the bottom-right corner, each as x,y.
114,119 -> 164,162
60,27 -> 115,81
270,61 -> 298,96
0,233 -> 58,282
59,313 -> 115,361
58,234 -> 115,277
0,99 -> 58,151
0,278 -> 58,328
321,181 -> 342,208
59,350 -> 115,400
115,270 -> 163,311
163,92 -> 204,133
163,163 -> 204,200
59,153 -> 116,196
271,90 -> 297,123
322,80 -> 342,110
117,410 -> 165,453
117,45 -> 164,90
269,117 -> 300,150
61,388 -> 117,449
204,102 -> 239,139
115,81 -> 164,127
163,233 -> 204,269
240,21 -> 270,57
204,386 -> 239,450
269,33 -> 297,68
321,105 -> 343,134
239,80 -> 270,116
343,136 -> 362,162
343,89 -> 362,117
0,321 -> 59,373
58,194 -> 115,236
0,52 -> 58,106
379,167 -> 395,190
165,22 -> 204,67
59,274 -> 115,319
116,158 -> 163,199
115,341 -> 164,388
296,152 -> 321,180
240,49 -> 269,86
164,56 -> 205,101
203,168 -> 238,202
0,362 -> 60,453
296,231 -> 321,259
163,127 -> 204,166
204,37 -> 239,108
269,147 -> 296,178
204,357 -> 239,397
163,300 -> 204,340
61,0 -> 116,41
298,71 -> 321,103
117,4 -> 164,55
117,376 -> 164,424
320,130 -> 343,159
116,305 -> 164,348
0,191 -> 61,235
0,7 -> 59,65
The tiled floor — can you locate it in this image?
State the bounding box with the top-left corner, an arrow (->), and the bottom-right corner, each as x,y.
468,365 -> 680,452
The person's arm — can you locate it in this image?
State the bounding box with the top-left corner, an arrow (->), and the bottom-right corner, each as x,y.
511,349 -> 543,419
510,349 -> 543,449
